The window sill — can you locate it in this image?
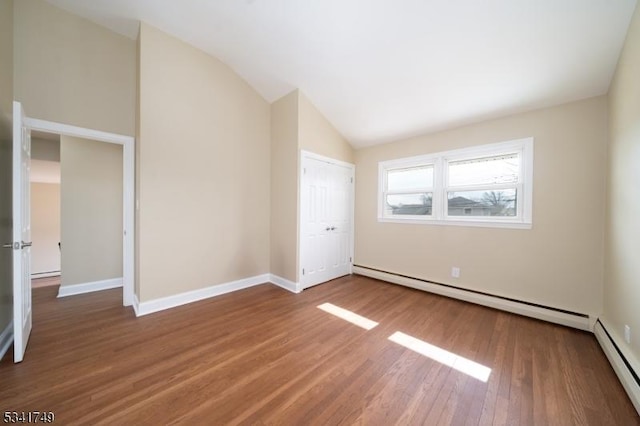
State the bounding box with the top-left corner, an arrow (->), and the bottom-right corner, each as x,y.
378,217 -> 532,230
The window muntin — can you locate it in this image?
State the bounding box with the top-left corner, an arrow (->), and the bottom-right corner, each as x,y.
378,138 -> 533,228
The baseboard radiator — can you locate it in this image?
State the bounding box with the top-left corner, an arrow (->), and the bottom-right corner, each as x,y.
352,265 -> 592,331
594,320 -> 640,414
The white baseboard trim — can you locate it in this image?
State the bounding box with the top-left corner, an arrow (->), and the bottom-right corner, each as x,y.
31,271 -> 61,279
0,320 -> 13,361
135,274 -> 271,317
594,320 -> 640,414
57,277 -> 123,298
269,274 -> 301,293
132,293 -> 140,317
353,266 -> 592,331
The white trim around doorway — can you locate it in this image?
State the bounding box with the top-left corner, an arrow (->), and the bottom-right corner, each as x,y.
23,117 -> 135,307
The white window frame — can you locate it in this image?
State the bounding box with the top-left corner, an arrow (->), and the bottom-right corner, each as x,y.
380,162 -> 436,221
378,138 -> 533,229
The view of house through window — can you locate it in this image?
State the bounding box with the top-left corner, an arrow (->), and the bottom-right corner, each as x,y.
384,165 -> 434,216
446,153 -> 520,217
378,138 -> 533,228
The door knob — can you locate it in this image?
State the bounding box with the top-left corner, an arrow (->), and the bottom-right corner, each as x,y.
2,243 -> 14,249
330,227 -> 336,231
21,241 -> 32,249
325,227 -> 331,231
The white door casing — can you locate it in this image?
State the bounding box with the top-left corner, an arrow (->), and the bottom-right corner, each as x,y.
12,101 -> 32,363
300,151 -> 354,289
24,116 -> 135,308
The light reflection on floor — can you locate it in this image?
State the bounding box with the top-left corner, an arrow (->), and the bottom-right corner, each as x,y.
388,331 -> 491,382
317,302 -> 379,330
316,302 -> 491,382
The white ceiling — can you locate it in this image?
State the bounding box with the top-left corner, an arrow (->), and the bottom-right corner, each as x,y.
44,0 -> 637,147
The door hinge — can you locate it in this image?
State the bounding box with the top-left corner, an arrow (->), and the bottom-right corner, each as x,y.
350,257 -> 352,263
303,168 -> 306,175
302,268 -> 305,275
350,177 -> 353,183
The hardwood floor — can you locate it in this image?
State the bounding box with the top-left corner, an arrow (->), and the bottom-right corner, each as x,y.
31,276 -> 61,288
1,275 -> 638,425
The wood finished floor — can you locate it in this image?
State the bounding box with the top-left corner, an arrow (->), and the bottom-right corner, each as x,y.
31,276 -> 61,288
1,275 -> 638,425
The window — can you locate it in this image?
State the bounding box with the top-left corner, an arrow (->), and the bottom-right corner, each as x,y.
378,138 -> 533,229
382,165 -> 434,218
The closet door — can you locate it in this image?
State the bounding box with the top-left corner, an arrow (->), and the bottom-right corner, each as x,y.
300,153 -> 354,289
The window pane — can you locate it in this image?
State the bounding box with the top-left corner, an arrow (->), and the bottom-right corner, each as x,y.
388,166 -> 433,191
386,193 -> 432,216
448,189 -> 517,217
449,154 -> 519,187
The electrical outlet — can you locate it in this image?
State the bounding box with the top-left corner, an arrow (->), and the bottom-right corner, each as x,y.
451,267 -> 460,278
624,325 -> 631,344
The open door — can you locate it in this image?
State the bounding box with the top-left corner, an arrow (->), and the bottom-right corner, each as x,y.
12,101 -> 32,363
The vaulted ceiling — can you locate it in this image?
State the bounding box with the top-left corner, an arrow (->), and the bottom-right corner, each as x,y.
44,0 -> 637,147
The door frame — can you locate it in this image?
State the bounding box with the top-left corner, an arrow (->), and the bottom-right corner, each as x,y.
298,150 -> 355,290
24,116 -> 135,307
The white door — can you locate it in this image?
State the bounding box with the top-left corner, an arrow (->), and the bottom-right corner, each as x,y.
300,153 -> 354,289
12,101 -> 32,363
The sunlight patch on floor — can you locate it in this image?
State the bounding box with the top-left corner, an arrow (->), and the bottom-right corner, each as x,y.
388,331 -> 491,382
317,303 -> 379,330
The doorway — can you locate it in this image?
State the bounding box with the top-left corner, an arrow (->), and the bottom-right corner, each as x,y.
29,132 -> 125,296
299,151 -> 355,289
9,104 -> 135,363
30,132 -> 61,286
23,115 -> 135,306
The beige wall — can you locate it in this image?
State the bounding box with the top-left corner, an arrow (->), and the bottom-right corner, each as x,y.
31,138 -> 60,162
60,136 -> 123,286
31,183 -> 60,275
270,91 -> 299,282
13,0 -> 135,136
269,89 -> 354,283
0,137 -> 11,337
0,0 -> 12,138
0,0 -> 13,341
604,4 -> 640,372
355,96 -> 608,317
134,28 -> 141,299
298,91 -> 354,163
137,23 -> 271,302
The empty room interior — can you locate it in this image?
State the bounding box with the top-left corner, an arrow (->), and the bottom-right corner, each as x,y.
1,0 -> 639,424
